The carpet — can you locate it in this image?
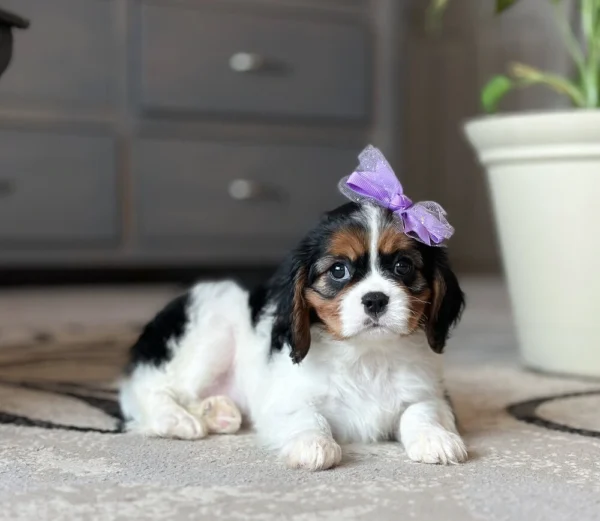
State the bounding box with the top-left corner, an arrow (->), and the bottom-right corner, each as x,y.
0,282 -> 599,521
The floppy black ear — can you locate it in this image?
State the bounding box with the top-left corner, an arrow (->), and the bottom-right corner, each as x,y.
269,252 -> 312,364
425,250 -> 465,353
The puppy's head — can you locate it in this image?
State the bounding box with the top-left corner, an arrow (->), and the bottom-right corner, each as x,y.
270,202 -> 465,363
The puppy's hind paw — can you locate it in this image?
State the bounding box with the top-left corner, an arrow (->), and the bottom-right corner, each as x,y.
189,395 -> 242,435
151,409 -> 208,440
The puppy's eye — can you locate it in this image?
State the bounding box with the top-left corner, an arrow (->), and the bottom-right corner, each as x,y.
329,262 -> 351,281
394,258 -> 413,276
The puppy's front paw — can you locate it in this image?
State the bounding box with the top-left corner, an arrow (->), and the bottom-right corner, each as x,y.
283,434 -> 342,471
405,428 -> 467,465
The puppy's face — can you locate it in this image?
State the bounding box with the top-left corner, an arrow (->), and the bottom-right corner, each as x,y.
270,202 -> 465,363
305,209 -> 428,340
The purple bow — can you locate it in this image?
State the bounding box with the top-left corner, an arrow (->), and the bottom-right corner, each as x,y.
338,146 -> 454,246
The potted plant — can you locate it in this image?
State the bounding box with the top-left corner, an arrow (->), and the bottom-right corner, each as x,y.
431,0 -> 600,378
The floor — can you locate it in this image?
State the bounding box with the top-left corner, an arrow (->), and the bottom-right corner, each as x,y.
0,277 -> 599,521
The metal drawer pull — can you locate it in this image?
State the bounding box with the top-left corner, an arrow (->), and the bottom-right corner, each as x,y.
228,179 -> 263,200
228,179 -> 283,202
229,52 -> 265,73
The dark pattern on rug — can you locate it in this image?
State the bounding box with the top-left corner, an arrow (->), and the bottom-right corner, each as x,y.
507,390 -> 600,439
0,381 -> 123,434
0,328 -> 133,434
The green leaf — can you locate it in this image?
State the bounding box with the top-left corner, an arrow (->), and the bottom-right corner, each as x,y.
481,75 -> 514,113
426,0 -> 449,32
429,0 -> 522,19
496,0 -> 520,14
429,0 -> 449,16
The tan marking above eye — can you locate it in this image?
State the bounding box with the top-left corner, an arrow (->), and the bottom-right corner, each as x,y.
329,227 -> 368,261
378,226 -> 415,255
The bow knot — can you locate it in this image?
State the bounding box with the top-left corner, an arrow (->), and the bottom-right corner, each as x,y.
388,192 -> 413,212
338,146 -> 454,246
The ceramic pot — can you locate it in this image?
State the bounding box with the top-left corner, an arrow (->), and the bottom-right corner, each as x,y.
464,110 -> 600,378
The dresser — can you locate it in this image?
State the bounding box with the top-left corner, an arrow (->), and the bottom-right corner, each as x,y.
0,0 -> 404,268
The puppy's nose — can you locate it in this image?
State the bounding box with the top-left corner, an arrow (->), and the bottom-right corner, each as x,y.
362,292 -> 389,317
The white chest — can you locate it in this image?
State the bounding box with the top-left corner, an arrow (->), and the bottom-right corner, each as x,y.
305,338 -> 442,443
321,364 -> 402,443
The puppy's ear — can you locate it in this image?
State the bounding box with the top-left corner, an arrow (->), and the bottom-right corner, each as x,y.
425,251 -> 465,353
270,255 -> 312,364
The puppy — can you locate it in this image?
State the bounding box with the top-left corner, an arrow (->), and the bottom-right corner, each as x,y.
119,199 -> 466,470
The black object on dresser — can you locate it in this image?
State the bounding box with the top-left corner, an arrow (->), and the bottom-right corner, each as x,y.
0,7 -> 29,79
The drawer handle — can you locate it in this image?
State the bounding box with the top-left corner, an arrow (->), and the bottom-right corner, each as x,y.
0,179 -> 14,197
229,52 -> 265,73
228,179 -> 263,200
228,179 -> 283,202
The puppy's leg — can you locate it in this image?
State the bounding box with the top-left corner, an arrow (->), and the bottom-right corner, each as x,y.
120,282 -> 247,439
398,398 -> 467,465
121,327 -> 236,439
260,409 -> 342,471
120,364 -> 207,439
187,395 -> 242,435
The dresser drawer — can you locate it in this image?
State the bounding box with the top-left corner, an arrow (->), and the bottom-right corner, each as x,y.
0,0 -> 117,108
0,130 -> 118,245
134,140 -> 357,246
139,4 -> 369,120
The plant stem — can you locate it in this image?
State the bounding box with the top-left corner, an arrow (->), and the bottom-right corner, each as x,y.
510,61 -> 587,106
552,0 -> 586,86
581,0 -> 600,106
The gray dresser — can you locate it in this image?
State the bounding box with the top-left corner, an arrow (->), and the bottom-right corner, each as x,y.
0,0 -> 404,268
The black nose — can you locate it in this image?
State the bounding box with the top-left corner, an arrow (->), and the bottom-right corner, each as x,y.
362,292 -> 389,317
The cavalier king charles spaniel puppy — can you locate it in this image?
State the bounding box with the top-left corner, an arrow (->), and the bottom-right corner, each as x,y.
119,146 -> 466,470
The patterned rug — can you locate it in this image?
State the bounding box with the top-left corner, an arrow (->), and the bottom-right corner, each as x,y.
0,326 -> 599,521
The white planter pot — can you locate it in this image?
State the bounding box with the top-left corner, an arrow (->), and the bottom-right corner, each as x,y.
464,110 -> 600,378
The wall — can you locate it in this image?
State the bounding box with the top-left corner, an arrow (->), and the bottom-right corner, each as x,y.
402,0 -> 572,272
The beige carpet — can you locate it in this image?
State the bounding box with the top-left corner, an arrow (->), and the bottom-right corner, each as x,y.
0,279 -> 599,521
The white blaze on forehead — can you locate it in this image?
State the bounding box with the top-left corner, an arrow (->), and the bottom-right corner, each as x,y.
364,204 -> 382,273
